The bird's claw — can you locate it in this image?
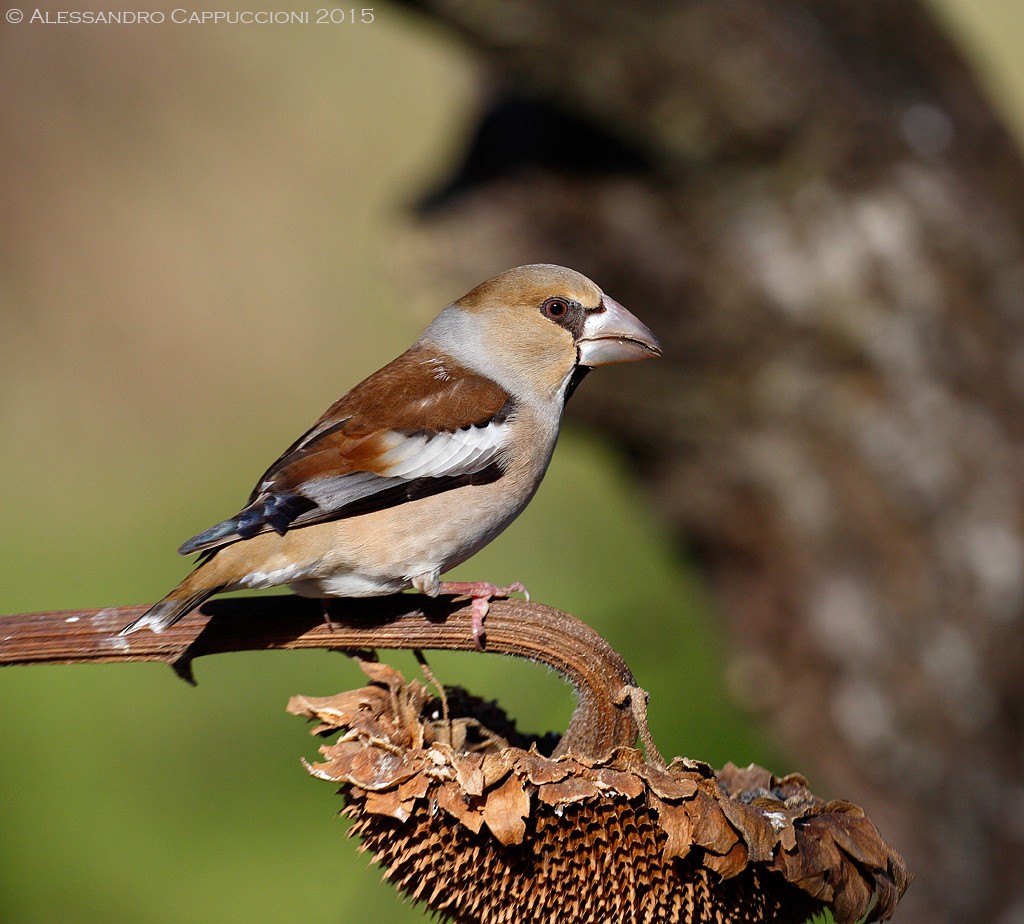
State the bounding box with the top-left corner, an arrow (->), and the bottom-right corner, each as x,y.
469,597 -> 489,651
437,580 -> 530,650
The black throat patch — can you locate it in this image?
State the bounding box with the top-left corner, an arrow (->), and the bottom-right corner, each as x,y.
564,365 -> 591,405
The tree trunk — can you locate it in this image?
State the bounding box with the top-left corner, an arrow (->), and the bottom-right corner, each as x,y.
393,1 -> 1024,921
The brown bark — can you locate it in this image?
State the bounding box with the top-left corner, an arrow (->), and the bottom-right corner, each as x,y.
0,595 -> 640,760
392,1 -> 1024,921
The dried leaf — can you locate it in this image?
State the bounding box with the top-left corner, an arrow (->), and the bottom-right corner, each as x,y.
719,796 -> 778,863
363,788 -> 413,821
522,752 -> 574,785
537,777 -> 601,805
594,768 -> 645,799
396,773 -> 430,804
650,796 -> 693,860
704,838 -> 749,879
775,823 -> 844,899
686,790 -> 739,856
286,690 -> 382,725
435,781 -> 485,834
829,863 -> 874,924
480,751 -> 513,788
357,658 -> 406,689
482,773 -> 530,845
824,802 -> 890,867
665,756 -> 715,777
647,771 -> 699,800
717,761 -> 776,794
346,747 -> 417,790
452,751 -> 485,796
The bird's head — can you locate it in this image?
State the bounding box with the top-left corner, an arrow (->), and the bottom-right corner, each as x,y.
426,264 -> 662,402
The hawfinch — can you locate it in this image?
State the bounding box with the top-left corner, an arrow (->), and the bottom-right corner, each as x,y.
122,264 -> 662,642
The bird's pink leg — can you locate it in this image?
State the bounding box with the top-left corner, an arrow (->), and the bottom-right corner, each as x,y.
437,581 -> 529,650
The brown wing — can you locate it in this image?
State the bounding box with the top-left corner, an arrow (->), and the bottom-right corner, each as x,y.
179,344 -> 515,555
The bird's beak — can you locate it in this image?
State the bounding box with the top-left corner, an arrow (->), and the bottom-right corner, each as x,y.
576,295 -> 663,366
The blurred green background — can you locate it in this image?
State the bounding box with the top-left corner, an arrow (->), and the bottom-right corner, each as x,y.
1,2 -> 1022,921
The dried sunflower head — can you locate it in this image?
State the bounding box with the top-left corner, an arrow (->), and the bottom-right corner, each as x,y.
289,659 -> 909,924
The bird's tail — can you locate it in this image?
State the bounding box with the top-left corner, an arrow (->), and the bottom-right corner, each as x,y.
120,570 -> 225,635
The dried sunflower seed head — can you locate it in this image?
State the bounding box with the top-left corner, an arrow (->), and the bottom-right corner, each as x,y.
289,660 -> 909,924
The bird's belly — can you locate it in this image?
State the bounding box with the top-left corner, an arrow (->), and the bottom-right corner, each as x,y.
281,475 -> 535,597
288,572 -> 409,598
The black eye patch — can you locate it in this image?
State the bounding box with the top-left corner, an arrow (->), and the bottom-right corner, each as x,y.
539,297 -> 588,339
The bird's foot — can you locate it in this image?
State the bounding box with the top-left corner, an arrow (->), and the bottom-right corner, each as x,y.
437,581 -> 529,650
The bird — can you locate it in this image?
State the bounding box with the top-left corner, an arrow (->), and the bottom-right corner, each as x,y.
121,264 -> 662,644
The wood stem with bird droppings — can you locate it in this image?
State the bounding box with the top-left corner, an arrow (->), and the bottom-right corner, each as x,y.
0,594 -> 644,761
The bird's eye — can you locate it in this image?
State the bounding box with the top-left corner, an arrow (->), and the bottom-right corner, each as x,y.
542,297 -> 570,321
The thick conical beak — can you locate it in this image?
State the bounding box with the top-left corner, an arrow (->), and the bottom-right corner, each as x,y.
576,295 -> 663,367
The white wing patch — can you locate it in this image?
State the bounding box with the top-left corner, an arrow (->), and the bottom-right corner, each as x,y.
298,420 -> 512,513
378,421 -> 511,478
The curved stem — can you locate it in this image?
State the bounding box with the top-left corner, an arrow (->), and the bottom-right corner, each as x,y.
0,594 -> 642,760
